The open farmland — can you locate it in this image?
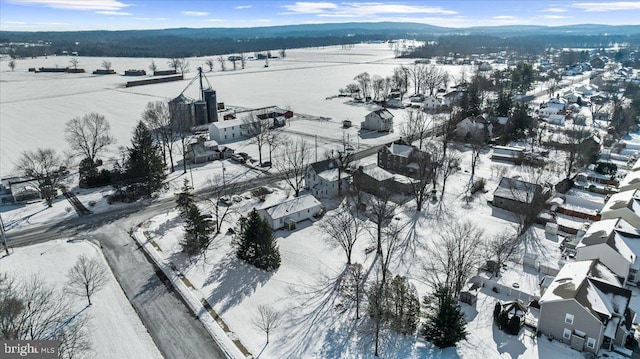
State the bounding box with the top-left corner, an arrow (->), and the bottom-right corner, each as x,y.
0,42 -> 479,177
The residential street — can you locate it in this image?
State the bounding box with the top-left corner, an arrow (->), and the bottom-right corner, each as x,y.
95,223 -> 227,359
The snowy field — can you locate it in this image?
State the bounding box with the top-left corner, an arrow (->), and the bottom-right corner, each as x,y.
137,146 -> 584,359
0,42 -> 476,178
0,240 -> 162,359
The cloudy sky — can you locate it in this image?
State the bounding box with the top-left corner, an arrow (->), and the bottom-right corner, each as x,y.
1,0 -> 639,31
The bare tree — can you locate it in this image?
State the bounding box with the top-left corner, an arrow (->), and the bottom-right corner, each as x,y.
252,305 -> 282,344
149,60 -> 157,73
204,175 -> 237,234
409,150 -> 433,212
178,58 -> 190,74
265,130 -> 286,165
229,56 -> 238,71
67,255 -> 108,306
337,263 -> 365,319
217,55 -> 226,71
240,53 -> 247,69
142,100 -> 175,172
69,57 -> 79,70
391,65 -> 410,100
401,109 -> 431,149
0,274 -> 91,358
65,113 -> 115,163
505,167 -> 552,234
205,58 -> 214,72
319,200 -> 362,264
243,115 -> 270,164
15,148 -> 67,207
101,60 -> 112,71
354,72 -> 371,100
167,58 -> 181,72
422,219 -> 484,297
8,59 -> 16,71
466,128 -> 485,198
423,64 -> 447,96
273,138 -> 311,197
484,229 -> 519,277
371,75 -> 385,101
366,191 -> 396,255
565,125 -> 594,179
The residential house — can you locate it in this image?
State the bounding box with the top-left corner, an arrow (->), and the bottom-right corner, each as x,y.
575,218 -> 640,285
546,114 -> 566,125
538,259 -> 635,354
442,89 -> 465,106
1,177 -> 41,203
184,137 -> 234,164
456,115 -> 492,139
600,189 -> 640,229
352,164 -> 415,197
618,171 -> 640,192
492,177 -> 545,214
305,158 -> 351,198
421,96 -> 442,112
259,194 -> 322,230
377,139 -> 430,179
361,109 -> 394,132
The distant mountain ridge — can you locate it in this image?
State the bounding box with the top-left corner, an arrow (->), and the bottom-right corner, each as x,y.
1,22 -> 638,58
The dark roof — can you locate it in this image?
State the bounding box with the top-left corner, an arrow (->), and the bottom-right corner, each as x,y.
309,158 -> 338,174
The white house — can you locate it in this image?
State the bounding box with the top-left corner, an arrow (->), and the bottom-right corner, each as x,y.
456,115 -> 492,138
619,171 -> 640,192
209,118 -> 257,143
361,109 -> 394,132
305,159 -> 351,198
600,189 -> 640,229
259,194 -> 322,230
575,218 -> 640,285
422,96 -> 442,112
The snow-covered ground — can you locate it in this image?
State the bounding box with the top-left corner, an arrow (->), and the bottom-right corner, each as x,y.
0,43 -> 475,178
132,145 -> 586,358
0,240 -> 162,359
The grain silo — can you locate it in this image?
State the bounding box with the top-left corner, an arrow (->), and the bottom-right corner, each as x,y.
169,94 -> 195,128
203,88 -> 218,123
194,100 -> 208,126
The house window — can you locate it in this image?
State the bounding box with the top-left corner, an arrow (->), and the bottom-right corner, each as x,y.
586,338 -> 596,349
279,218 -> 283,224
563,328 -> 571,340
565,313 -> 574,325
224,135 -> 227,140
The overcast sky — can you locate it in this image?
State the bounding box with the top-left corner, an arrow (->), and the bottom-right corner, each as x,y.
1,0 -> 639,31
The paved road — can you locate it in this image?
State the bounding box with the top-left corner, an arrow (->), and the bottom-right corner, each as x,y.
95,225 -> 227,359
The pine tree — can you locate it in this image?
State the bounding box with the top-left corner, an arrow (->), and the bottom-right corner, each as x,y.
181,203 -> 213,256
236,209 -> 280,271
421,285 -> 468,348
176,179 -> 194,216
124,121 -> 166,198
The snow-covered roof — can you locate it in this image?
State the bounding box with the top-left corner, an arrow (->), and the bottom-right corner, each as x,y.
361,164 -> 394,182
387,143 -> 414,157
632,158 -> 640,172
493,177 -> 542,203
619,171 -> 640,190
577,218 -> 640,267
262,194 -> 321,221
601,189 -> 640,216
210,118 -> 256,130
540,260 -> 630,324
368,108 -> 394,120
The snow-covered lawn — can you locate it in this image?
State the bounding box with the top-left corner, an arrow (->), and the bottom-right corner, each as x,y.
0,240 -> 162,359
135,145 -> 586,358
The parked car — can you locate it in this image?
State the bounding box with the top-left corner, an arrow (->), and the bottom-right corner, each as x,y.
237,152 -> 250,160
231,154 -> 246,163
260,161 -> 272,167
218,197 -> 232,206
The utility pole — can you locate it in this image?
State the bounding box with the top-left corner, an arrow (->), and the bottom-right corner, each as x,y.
0,214 -> 9,256
315,135 -> 318,162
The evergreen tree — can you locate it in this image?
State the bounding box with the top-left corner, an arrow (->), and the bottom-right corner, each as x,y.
236,209 -> 281,271
181,202 -> 213,256
123,121 -> 166,198
422,285 -> 468,348
495,91 -> 512,117
176,179 -> 194,215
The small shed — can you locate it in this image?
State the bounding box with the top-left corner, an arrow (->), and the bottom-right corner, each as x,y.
459,282 -> 481,305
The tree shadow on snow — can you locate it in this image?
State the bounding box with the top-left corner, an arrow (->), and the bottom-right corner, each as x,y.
203,256 -> 273,315
492,320 -> 527,357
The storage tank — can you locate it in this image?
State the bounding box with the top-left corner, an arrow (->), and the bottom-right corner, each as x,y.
194,101 -> 207,126
169,94 -> 195,128
203,88 -> 219,123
